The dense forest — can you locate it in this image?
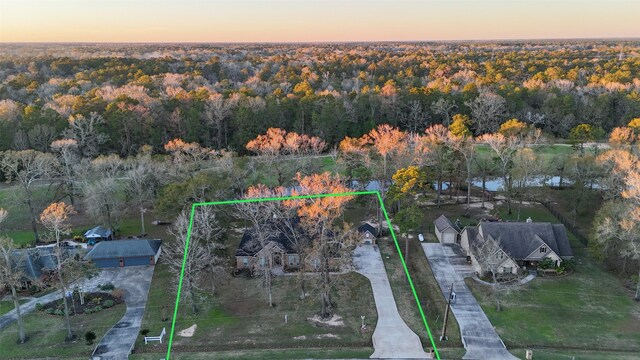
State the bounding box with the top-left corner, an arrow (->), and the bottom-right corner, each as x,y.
1,41 -> 639,155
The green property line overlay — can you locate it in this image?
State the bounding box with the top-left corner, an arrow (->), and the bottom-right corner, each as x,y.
165,190 -> 441,360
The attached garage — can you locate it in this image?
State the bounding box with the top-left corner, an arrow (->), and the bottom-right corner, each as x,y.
85,239 -> 162,268
358,223 -> 379,245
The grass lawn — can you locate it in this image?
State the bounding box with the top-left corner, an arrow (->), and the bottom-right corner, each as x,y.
0,299 -> 28,316
0,302 -> 126,359
378,234 -> 463,354
130,347 -> 373,360
510,348 -> 640,360
136,264 -> 377,356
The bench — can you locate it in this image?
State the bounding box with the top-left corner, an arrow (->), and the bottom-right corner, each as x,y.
144,327 -> 166,344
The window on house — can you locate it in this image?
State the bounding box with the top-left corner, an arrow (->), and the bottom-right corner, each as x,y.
503,266 -> 512,273
288,255 -> 299,265
242,257 -> 249,266
259,257 -> 265,267
496,251 -> 504,259
540,247 -> 547,253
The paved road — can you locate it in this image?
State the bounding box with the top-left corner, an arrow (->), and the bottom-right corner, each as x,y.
353,245 -> 431,359
91,267 -> 155,360
422,243 -> 518,360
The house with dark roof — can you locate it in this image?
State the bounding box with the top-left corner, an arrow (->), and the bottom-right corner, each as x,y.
11,246 -> 82,287
358,223 -> 379,245
459,218 -> 573,275
84,239 -> 162,268
11,247 -> 57,285
84,226 -> 113,246
433,215 -> 460,244
235,220 -> 342,273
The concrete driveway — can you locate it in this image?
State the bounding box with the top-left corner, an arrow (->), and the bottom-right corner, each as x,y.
353,245 -> 431,359
91,266 -> 155,360
422,243 -> 518,360
0,267 -> 146,331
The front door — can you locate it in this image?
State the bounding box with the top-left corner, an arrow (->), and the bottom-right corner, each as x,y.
273,253 -> 282,266
119,257 -> 124,267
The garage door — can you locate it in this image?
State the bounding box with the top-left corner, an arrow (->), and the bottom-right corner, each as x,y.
94,258 -> 120,268
123,256 -> 150,267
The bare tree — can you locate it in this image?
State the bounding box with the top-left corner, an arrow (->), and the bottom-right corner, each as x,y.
288,173 -> 355,318
51,139 -> 80,206
124,153 -> 158,235
39,202 -> 77,340
163,208 -> 224,314
0,150 -> 58,242
246,128 -> 326,186
81,155 -> 124,231
430,97 -> 456,126
478,133 -> 523,214
419,125 -> 453,207
511,148 -> 540,220
62,112 -> 108,158
465,92 -> 507,135
473,237 -> 514,311
235,185 -> 282,307
0,209 -> 27,343
449,133 -> 476,213
204,94 -> 235,149
163,138 -> 212,180
27,124 -> 57,152
401,100 -> 429,133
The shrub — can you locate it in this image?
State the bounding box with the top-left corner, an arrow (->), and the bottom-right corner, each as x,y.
140,328 -> 150,336
563,258 -> 576,271
84,308 -> 93,314
54,309 -> 64,316
28,285 -> 40,295
93,306 -> 103,312
103,300 -> 114,308
538,258 -> 555,270
46,308 -> 55,315
35,303 -> 43,311
92,297 -> 102,304
99,283 -> 115,291
85,331 -> 96,345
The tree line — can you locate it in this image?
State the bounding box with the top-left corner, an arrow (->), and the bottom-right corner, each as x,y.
1,41 -> 640,156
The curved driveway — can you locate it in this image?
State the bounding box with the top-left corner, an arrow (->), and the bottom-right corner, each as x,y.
91,267 -> 155,360
354,245 -> 431,359
422,243 -> 518,360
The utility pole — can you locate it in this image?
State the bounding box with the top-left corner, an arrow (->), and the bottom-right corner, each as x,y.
440,282 -> 454,341
405,236 -> 409,262
140,207 -> 147,236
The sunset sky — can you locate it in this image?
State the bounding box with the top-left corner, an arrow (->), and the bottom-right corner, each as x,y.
1,0 -> 639,42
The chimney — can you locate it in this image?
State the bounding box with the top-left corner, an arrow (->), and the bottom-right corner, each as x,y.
526,217 -> 533,223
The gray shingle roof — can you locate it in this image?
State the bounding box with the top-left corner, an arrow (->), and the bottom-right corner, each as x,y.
12,247 -> 76,280
84,226 -> 112,239
85,239 -> 162,260
476,222 -> 573,260
462,226 -> 478,243
434,215 -> 457,233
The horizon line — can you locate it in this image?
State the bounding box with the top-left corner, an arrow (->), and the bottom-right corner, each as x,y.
2,36 -> 640,46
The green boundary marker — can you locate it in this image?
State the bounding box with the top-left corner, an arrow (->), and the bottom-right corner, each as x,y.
165,190 -> 441,360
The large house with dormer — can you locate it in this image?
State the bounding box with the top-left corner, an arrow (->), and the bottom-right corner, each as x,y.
433,215 -> 574,276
